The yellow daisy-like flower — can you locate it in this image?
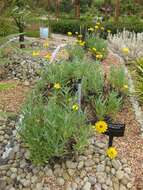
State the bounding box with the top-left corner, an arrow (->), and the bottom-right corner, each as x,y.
93,121 -> 108,134
92,48 -> 97,52
32,51 -> 40,56
95,25 -> 99,29
67,32 -> 72,36
75,32 -> 79,35
107,147 -> 118,159
43,41 -> 49,48
79,41 -> 85,47
54,83 -> 61,90
88,27 -> 94,32
96,53 -> 103,59
72,104 -> 79,111
44,53 -> 51,60
78,34 -> 83,38
123,84 -> 128,89
122,48 -> 130,54
101,26 -> 104,30
107,29 -> 111,33
96,22 -> 100,25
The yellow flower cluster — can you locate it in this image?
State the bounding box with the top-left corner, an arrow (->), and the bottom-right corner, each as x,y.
44,53 -> 51,60
107,147 -> 117,159
32,51 -> 40,56
88,27 -> 94,32
72,104 -> 79,111
54,83 -> 61,90
77,40 -> 85,47
122,47 -> 130,55
67,32 -> 72,36
96,52 -> 103,59
43,41 -> 49,48
92,121 -> 108,134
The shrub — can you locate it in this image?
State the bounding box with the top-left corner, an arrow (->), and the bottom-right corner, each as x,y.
0,18 -> 17,36
20,92 -> 90,165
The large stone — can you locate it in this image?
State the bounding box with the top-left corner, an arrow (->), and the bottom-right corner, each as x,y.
66,161 -> 77,169
57,177 -> 65,186
82,182 -> 91,190
96,164 -> 105,172
85,160 -> 94,167
120,184 -> 127,190
112,160 -> 122,170
88,176 -> 97,185
116,170 -> 124,180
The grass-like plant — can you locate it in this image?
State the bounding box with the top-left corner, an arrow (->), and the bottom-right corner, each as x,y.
20,94 -> 90,165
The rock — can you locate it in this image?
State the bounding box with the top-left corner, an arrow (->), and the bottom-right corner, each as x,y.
124,167 -> 131,174
83,182 -> 91,190
94,183 -> 102,190
88,176 -> 97,185
45,168 -> 53,177
85,160 -> 94,167
71,182 -> 78,189
121,174 -> 130,185
95,142 -> 106,148
66,161 -> 77,169
113,182 -> 120,190
36,183 -> 43,190
97,173 -> 106,184
102,184 -> 108,190
54,168 -> 63,177
112,160 -> 122,170
120,184 -> 127,190
96,164 -> 105,172
105,166 -> 111,173
111,168 -> 116,175
20,179 -> 31,187
80,170 -> 87,178
127,182 -> 133,189
77,161 -> 84,170
0,178 -> 6,190
9,188 -> 16,190
57,177 -> 65,186
116,170 -> 124,180
67,169 -> 75,177
24,150 -> 30,160
31,176 -> 38,183
10,167 -> 17,173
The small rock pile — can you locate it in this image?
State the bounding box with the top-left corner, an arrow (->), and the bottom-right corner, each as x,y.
0,117 -> 135,190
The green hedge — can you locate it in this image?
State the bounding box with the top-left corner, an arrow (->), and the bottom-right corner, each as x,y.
1,17 -> 143,38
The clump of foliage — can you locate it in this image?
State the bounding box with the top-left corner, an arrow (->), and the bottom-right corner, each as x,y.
20,49 -> 127,165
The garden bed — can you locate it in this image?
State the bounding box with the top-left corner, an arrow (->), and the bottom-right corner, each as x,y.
0,34 -> 143,190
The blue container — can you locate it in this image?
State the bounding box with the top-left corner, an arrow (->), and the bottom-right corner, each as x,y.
40,27 -> 49,39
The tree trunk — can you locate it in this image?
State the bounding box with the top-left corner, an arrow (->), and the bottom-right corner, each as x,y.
115,0 -> 120,22
19,28 -> 25,49
75,0 -> 80,18
56,0 -> 60,18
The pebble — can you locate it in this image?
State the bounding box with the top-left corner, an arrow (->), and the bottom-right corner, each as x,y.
82,182 -> 91,190
57,177 -> 65,186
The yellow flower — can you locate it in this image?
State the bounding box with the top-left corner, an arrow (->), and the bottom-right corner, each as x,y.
123,85 -> 128,89
93,121 -> 108,134
44,53 -> 51,60
95,25 -> 99,29
32,51 -> 40,56
107,147 -> 117,159
101,26 -> 104,30
75,32 -> 78,35
43,42 -> 49,48
96,22 -> 100,25
72,104 -> 79,111
92,47 -> 97,52
54,83 -> 61,90
88,27 -> 94,32
67,32 -> 72,36
122,48 -> 130,54
96,53 -> 103,59
107,29 -> 111,33
79,41 -> 85,46
78,34 -> 83,38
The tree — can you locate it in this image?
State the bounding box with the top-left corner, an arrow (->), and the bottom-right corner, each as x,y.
115,0 -> 120,21
11,0 -> 30,48
56,0 -> 60,18
75,0 -> 80,18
